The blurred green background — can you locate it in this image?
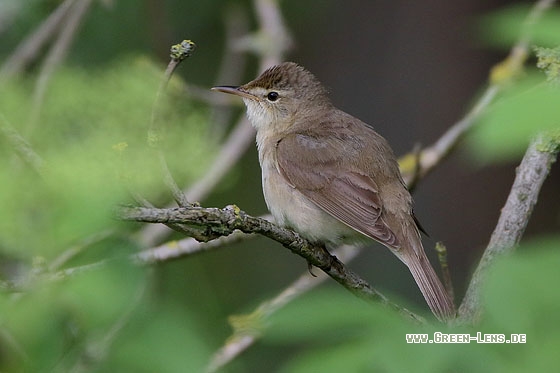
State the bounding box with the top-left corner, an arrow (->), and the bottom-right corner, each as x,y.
0,0 -> 559,372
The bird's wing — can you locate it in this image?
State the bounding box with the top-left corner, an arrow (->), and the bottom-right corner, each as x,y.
275,132 -> 400,248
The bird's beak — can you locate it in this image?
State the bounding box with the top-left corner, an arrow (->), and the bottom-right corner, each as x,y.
211,86 -> 258,100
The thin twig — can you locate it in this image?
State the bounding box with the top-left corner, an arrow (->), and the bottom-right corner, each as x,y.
139,117 -> 256,246
458,134 -> 559,324
27,0 -> 94,135
148,40 -> 196,208
50,260 -> 111,282
122,162 -> 212,242
64,271 -> 150,373
0,0 -> 75,79
0,328 -> 29,365
183,83 -> 245,106
435,242 -> 454,303
135,228 -> 251,264
251,0 -> 293,68
400,0 -> 558,187
48,230 -> 116,272
209,5 -> 250,139
401,85 -> 500,187
0,113 -> 45,175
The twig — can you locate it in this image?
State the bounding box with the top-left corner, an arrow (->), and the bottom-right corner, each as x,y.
135,228 -> 251,264
138,0 -> 293,247
184,119 -> 255,204
401,85 -> 500,187
139,116 -> 256,246
48,230 -> 116,272
50,260 -> 111,282
0,113 -> 45,175
399,0 -> 557,187
0,328 -> 29,365
0,0 -> 75,79
118,205 -> 424,323
27,0 -> 94,135
148,40 -> 196,208
206,245 -> 360,373
183,83 -> 245,106
142,40 -> 224,242
209,5 -> 250,139
64,271 -> 150,373
252,0 -> 292,67
122,162 -> 212,242
434,242 -> 454,303
458,133 -> 559,324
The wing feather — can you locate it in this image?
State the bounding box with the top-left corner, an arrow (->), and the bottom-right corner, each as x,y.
276,132 -> 400,248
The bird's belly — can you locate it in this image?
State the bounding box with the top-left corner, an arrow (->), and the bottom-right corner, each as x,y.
262,167 -> 355,244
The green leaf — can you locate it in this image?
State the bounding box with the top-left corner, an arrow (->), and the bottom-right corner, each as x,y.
480,237 -> 560,372
468,73 -> 560,162
0,57 -> 215,258
478,4 -> 560,49
261,239 -> 560,372
101,302 -> 211,373
0,262 -> 140,370
265,289 -> 406,343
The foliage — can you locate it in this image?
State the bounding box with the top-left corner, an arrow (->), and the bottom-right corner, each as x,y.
478,4 -> 560,49
0,57 -> 213,258
0,261 -> 211,371
469,4 -> 560,162
0,1 -> 558,372
263,237 -> 560,373
469,72 -> 560,162
0,56 -> 215,370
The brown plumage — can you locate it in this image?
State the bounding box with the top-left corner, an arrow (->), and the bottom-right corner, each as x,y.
213,62 -> 456,321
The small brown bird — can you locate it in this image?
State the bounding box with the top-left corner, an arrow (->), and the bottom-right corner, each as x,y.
213,62 -> 455,321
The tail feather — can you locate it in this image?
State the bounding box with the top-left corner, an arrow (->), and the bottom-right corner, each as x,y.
401,246 -> 456,322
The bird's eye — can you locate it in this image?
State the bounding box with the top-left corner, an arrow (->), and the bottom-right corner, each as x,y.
266,91 -> 279,102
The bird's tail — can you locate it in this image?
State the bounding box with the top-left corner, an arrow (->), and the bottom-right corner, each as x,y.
399,243 -> 456,322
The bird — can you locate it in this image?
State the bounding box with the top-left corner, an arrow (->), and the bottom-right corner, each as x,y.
212,62 -> 455,321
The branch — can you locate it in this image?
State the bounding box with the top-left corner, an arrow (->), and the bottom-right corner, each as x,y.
399,0 -> 558,187
118,205 -> 424,323
135,226 -> 252,264
458,133 -> 559,324
400,86 -> 500,187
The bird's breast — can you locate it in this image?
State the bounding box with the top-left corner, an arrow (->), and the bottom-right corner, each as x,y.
258,143 -> 354,244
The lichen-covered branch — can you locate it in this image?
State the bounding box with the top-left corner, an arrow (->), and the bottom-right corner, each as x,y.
118,205 -> 424,323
